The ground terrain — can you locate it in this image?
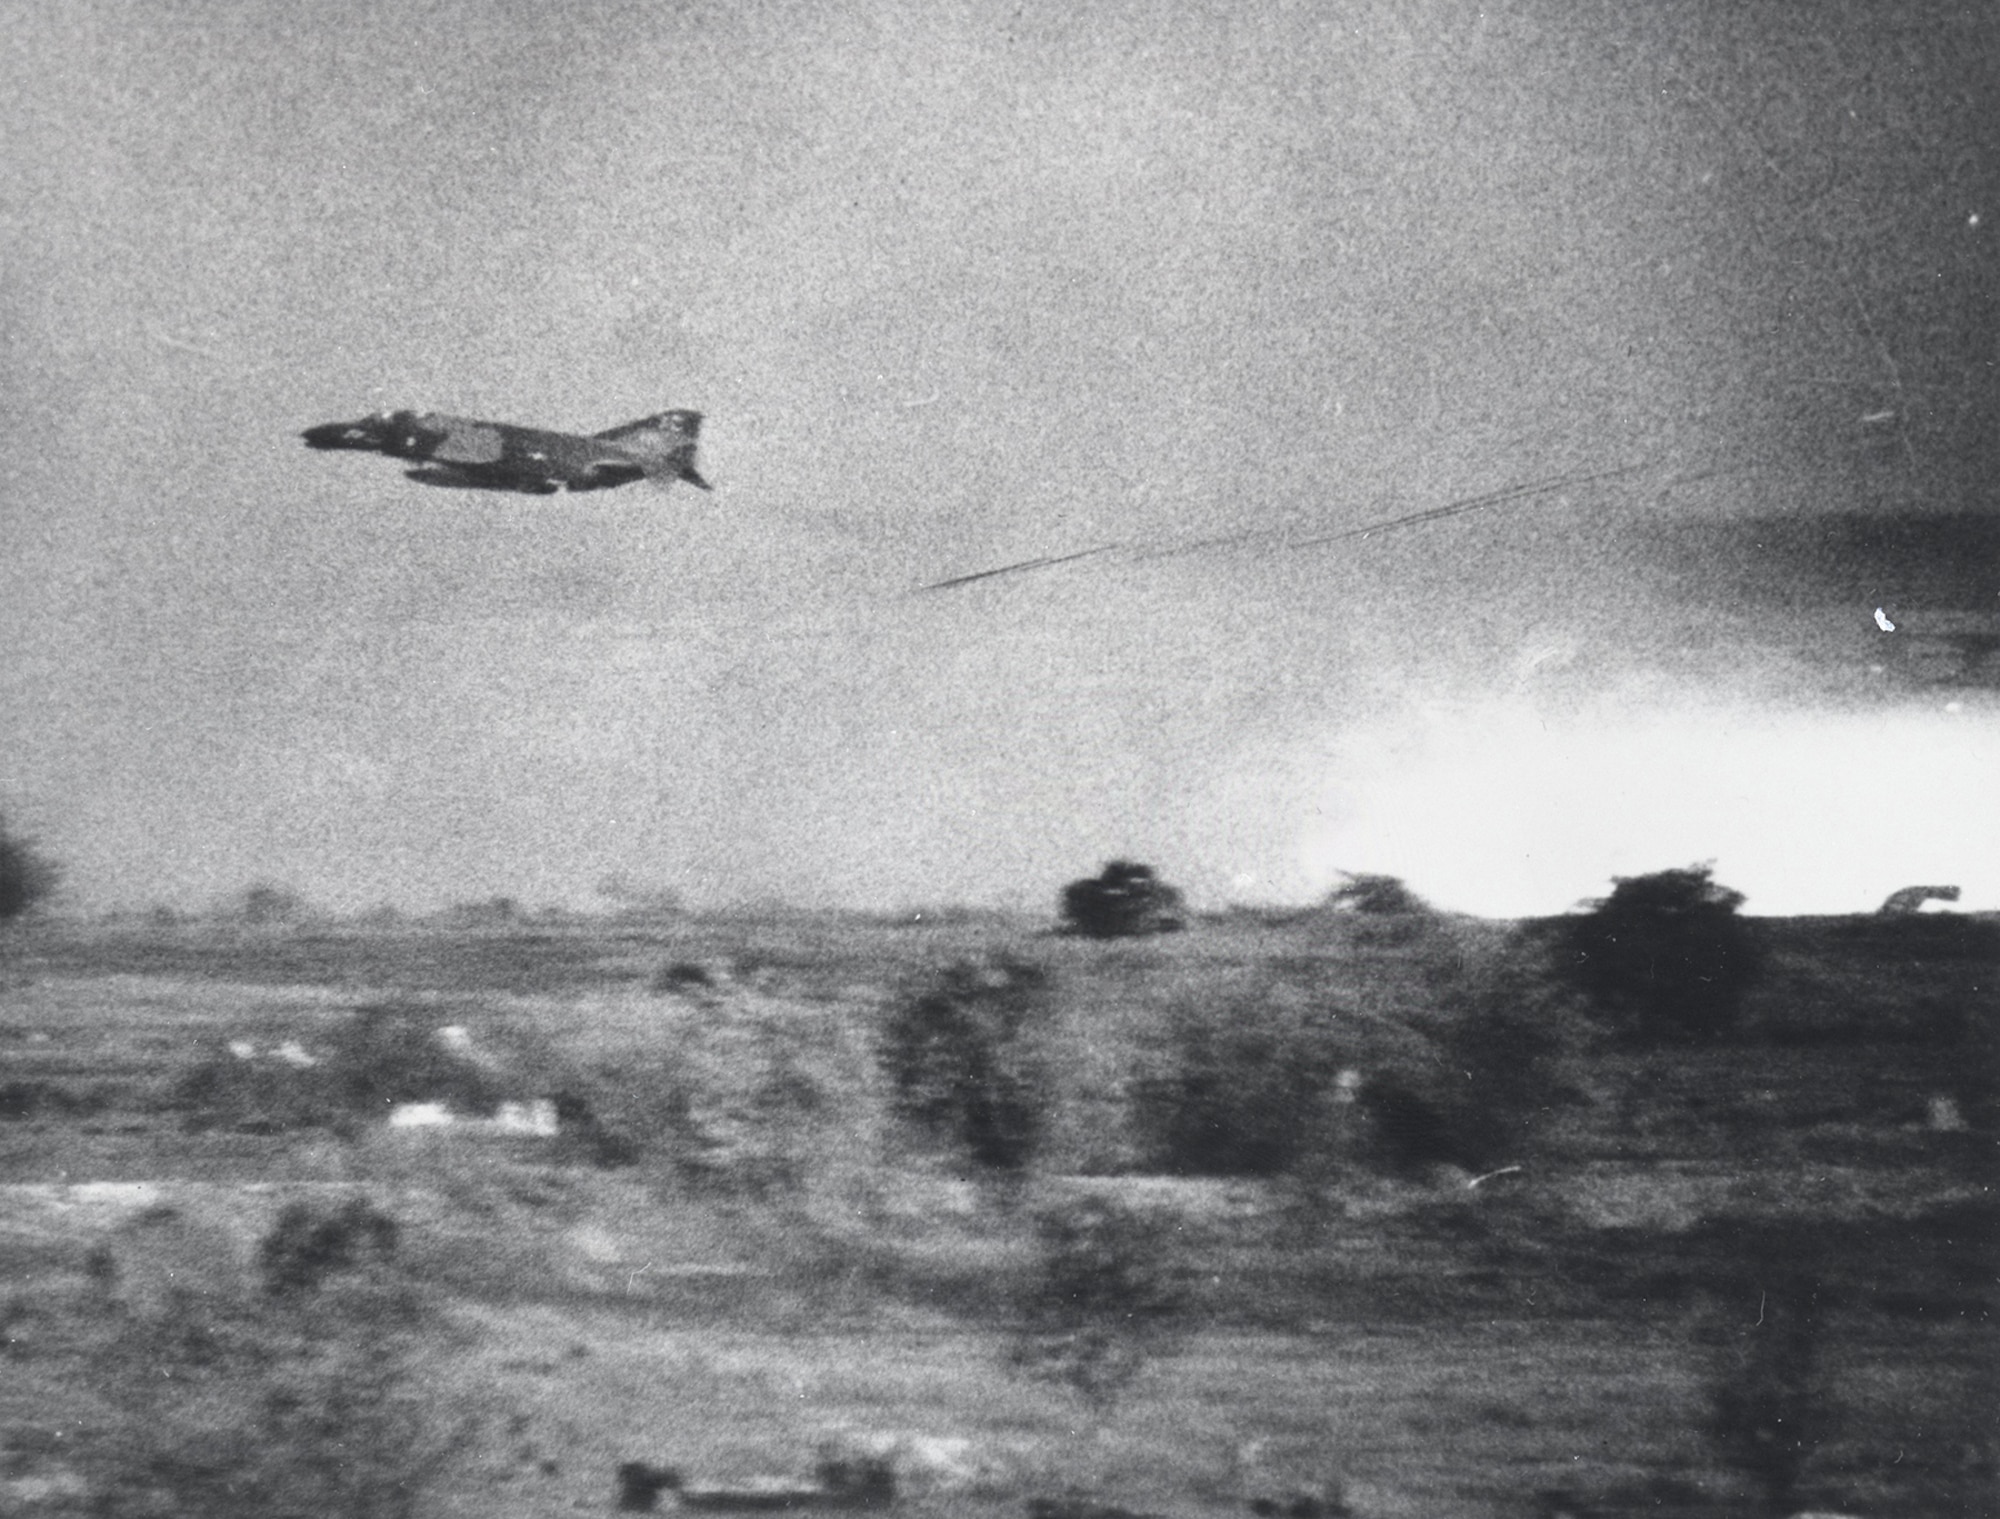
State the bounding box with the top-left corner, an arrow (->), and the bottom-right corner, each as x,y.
1,910 -> 1992,1518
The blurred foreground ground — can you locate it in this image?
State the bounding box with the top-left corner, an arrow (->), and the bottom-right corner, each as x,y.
0,911 -> 1992,1518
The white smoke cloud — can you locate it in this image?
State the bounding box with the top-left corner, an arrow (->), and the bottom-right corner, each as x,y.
1300,692 -> 2000,915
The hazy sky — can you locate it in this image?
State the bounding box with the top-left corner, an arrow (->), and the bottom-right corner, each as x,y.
3,0 -> 1995,917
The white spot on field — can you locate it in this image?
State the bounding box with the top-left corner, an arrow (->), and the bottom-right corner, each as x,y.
571,1224 -> 625,1262
3,1181 -> 166,1215
1875,607 -> 1896,632
388,1101 -> 454,1128
385,1097 -> 559,1136
493,1099 -> 559,1136
73,1181 -> 167,1207
1926,1095 -> 1969,1129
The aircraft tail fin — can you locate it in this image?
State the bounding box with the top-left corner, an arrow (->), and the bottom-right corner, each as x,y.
594,409 -> 710,490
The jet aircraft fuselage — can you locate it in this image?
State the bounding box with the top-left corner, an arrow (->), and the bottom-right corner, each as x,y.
301,408 -> 709,495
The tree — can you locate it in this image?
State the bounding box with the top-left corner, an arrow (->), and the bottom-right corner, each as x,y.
1557,864 -> 1764,1040
1059,861 -> 1185,939
879,957 -> 1051,1172
0,815 -> 61,920
1323,872 -> 1428,915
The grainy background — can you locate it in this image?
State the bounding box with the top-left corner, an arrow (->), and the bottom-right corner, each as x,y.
2,0 -> 1994,916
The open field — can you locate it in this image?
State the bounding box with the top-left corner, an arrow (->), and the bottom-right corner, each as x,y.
1,911 -> 1993,1518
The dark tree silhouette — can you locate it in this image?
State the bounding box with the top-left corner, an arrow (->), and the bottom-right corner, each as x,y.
1558,864 -> 1764,1040
1323,872 -> 1428,915
879,957 -> 1052,1171
1059,860 -> 1185,938
260,1197 -> 401,1294
0,816 -> 61,921
237,880 -> 307,925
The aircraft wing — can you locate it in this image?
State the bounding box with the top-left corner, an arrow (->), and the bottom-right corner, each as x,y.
404,466 -> 559,495
565,460 -> 648,492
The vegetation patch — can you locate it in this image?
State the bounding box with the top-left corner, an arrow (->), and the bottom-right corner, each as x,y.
3,907 -> 1990,1518
880,956 -> 1054,1174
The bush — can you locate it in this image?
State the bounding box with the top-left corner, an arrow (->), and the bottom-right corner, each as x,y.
173,1003 -> 505,1134
1130,932 -> 1584,1183
550,1090 -> 643,1168
171,1052 -> 341,1134
324,1002 -> 500,1115
1009,1194 -> 1185,1411
1059,861 -> 1185,938
1556,865 -> 1764,1040
651,960 -> 717,993
1131,985 -> 1354,1177
1353,1077 -> 1466,1175
79,1270 -> 469,1519
879,956 -> 1053,1172
234,881 -> 309,926
0,815 -> 61,920
1323,872 -> 1429,915
1375,946 -> 1588,1173
259,1198 -> 400,1295
655,995 -> 880,1200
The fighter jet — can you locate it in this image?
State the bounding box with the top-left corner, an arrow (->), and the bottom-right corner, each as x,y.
301,407 -> 710,496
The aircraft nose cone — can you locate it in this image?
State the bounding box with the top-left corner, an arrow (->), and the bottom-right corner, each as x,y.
301,421 -> 375,451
